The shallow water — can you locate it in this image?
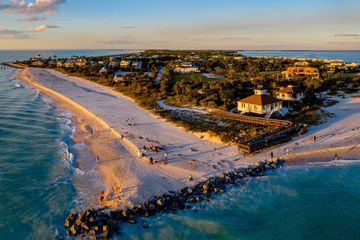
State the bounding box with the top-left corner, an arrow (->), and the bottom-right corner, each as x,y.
121,164 -> 360,240
0,67 -> 75,239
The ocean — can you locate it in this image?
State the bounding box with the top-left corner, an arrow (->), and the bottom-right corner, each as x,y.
0,50 -> 359,239
242,50 -> 360,64
0,49 -> 140,63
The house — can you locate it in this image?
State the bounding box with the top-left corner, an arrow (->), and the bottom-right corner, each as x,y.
98,60 -> 109,67
109,56 -> 121,61
57,61 -> 65,68
174,62 -> 200,74
282,67 -> 319,79
109,61 -> 119,68
64,60 -> 75,68
131,61 -> 142,70
120,60 -> 131,68
276,85 -> 305,101
345,62 -> 358,69
113,75 -> 124,83
76,59 -> 88,67
238,89 -> 282,115
294,61 -> 309,67
31,60 -> 44,67
99,67 -> 108,75
326,61 -> 345,71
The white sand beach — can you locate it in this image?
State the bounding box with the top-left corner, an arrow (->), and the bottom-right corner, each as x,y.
17,67 -> 360,208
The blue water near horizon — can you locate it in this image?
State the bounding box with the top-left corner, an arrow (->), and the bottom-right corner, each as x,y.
0,50 -> 360,239
242,50 -> 360,64
0,49 -> 140,63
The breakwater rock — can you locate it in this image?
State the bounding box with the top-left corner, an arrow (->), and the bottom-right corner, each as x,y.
64,159 -> 284,239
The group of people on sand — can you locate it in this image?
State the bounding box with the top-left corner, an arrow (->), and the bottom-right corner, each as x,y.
148,153 -> 168,165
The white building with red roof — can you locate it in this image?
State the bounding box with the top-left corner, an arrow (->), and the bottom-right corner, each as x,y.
238,89 -> 282,115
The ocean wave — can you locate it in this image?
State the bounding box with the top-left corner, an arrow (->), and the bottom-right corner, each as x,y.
58,111 -> 76,140
58,141 -> 86,176
58,141 -> 74,168
309,159 -> 360,166
33,89 -> 40,99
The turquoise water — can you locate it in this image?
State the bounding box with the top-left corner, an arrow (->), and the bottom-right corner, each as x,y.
242,50 -> 360,64
0,50 -> 359,239
122,165 -> 360,239
0,67 -> 75,239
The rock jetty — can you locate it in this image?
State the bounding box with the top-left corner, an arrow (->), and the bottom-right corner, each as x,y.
64,159 -> 283,239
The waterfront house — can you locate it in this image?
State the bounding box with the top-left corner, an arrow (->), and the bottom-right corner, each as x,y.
275,85 -> 305,101
76,59 -> 88,67
31,60 -> 44,67
282,67 -> 320,79
345,62 -> 358,69
234,56 -> 243,60
64,60 -> 75,68
238,89 -> 282,115
174,62 -> 200,74
120,60 -> 131,68
57,61 -> 65,68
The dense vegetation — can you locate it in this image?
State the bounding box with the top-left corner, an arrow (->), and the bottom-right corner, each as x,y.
18,50 -> 360,142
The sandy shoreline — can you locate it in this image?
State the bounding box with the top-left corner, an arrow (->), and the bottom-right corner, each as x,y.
15,66 -> 360,208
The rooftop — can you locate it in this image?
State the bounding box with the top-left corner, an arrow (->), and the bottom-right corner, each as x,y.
239,94 -> 280,106
277,85 -> 303,94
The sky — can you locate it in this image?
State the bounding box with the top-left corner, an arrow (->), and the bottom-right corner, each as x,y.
0,0 -> 359,50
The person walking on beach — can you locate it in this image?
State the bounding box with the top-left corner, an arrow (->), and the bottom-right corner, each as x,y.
313,135 -> 317,142
334,153 -> 338,160
270,151 -> 274,158
149,157 -> 154,165
188,175 -> 193,181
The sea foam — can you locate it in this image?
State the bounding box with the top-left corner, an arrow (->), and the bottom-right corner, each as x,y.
309,158 -> 360,166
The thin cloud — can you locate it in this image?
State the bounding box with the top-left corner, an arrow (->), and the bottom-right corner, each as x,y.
122,26 -> 136,29
27,24 -> 59,32
100,40 -> 137,45
0,29 -> 30,39
334,33 -> 360,37
21,15 -> 47,22
328,41 -> 360,44
222,37 -> 251,40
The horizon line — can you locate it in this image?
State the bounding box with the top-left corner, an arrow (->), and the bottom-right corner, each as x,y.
1,49 -> 360,51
